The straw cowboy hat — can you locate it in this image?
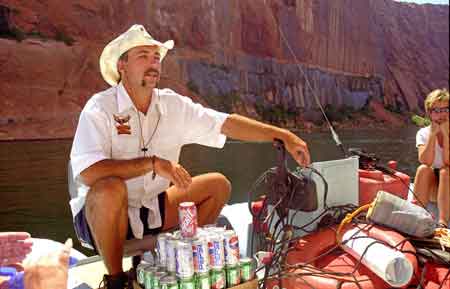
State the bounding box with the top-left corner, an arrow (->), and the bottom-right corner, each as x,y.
100,24 -> 174,86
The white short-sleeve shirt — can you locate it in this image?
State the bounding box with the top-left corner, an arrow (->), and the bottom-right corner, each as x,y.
70,83 -> 229,238
416,126 -> 444,169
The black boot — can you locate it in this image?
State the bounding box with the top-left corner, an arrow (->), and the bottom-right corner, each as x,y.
130,255 -> 141,280
99,272 -> 128,289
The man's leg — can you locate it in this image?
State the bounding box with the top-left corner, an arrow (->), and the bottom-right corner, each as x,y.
85,177 -> 128,275
124,235 -> 157,257
413,164 -> 437,207
437,167 -> 449,226
163,173 -> 231,231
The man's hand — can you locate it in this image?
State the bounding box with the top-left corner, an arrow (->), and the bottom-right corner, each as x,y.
0,232 -> 33,266
154,157 -> 192,190
24,239 -> 72,289
431,122 -> 441,136
283,132 -> 311,167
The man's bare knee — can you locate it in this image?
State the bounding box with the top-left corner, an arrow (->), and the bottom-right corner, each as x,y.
86,177 -> 127,216
417,164 -> 434,175
210,173 -> 232,204
440,167 -> 449,182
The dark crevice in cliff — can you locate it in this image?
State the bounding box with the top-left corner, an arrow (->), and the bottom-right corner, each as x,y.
0,5 -> 75,45
0,5 -> 24,41
0,6 -> 10,35
386,65 -> 410,112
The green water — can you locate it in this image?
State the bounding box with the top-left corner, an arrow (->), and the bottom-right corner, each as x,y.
0,127 -> 419,255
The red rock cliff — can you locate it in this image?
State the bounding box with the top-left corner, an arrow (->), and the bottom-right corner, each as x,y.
0,0 -> 448,139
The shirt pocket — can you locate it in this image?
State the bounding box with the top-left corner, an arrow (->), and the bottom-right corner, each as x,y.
151,135 -> 181,161
112,130 -> 140,158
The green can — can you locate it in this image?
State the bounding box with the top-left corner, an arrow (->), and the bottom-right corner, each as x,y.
157,265 -> 167,272
179,277 -> 196,289
239,258 -> 254,282
210,269 -> 226,289
152,272 -> 167,289
226,266 -> 240,287
144,266 -> 158,289
195,273 -> 210,289
137,263 -> 151,286
160,275 -> 178,289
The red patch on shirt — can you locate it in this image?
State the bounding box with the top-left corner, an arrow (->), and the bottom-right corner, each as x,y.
113,114 -> 131,135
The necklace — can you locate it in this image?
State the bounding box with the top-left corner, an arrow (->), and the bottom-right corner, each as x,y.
136,110 -> 161,156
136,91 -> 161,157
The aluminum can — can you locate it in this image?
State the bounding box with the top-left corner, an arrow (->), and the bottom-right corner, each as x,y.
157,233 -> 172,267
192,237 -> 210,273
210,227 -> 226,235
176,240 -> 195,278
223,230 -> 240,266
202,224 -> 217,231
152,271 -> 167,289
196,229 -> 209,240
144,266 -> 158,289
239,258 -> 255,282
196,227 -> 206,236
207,233 -> 225,269
160,275 -> 178,289
210,269 -> 226,289
195,273 -> 210,289
143,250 -> 156,265
173,230 -> 182,239
166,237 -> 178,274
137,262 -> 151,286
157,265 -> 168,273
179,202 -> 198,238
179,277 -> 196,289
225,266 -> 240,288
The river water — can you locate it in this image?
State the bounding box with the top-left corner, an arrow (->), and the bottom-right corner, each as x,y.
0,127 -> 419,255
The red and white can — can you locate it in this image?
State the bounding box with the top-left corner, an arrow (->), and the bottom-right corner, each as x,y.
192,237 -> 210,273
223,230 -> 240,266
207,233 -> 225,269
179,202 -> 198,238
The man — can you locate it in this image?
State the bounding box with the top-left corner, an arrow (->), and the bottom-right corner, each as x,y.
70,24 -> 310,289
413,89 -> 449,228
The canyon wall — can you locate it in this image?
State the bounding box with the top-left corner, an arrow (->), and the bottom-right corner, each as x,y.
0,0 -> 448,139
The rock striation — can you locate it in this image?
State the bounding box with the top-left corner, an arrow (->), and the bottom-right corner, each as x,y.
0,0 -> 448,139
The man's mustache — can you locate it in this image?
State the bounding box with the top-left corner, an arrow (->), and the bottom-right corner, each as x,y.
144,68 -> 160,76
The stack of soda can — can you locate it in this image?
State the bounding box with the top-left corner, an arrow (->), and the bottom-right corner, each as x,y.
136,202 -> 256,289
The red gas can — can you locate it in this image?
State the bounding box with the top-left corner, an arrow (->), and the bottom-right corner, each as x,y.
423,262 -> 450,289
358,164 -> 410,206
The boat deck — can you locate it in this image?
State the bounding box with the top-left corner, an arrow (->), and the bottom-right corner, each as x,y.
69,256 -> 258,289
69,256 -> 135,289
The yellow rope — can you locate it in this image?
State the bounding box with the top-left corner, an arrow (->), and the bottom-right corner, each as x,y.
434,228 -> 450,250
336,204 -> 372,245
335,201 -> 450,250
